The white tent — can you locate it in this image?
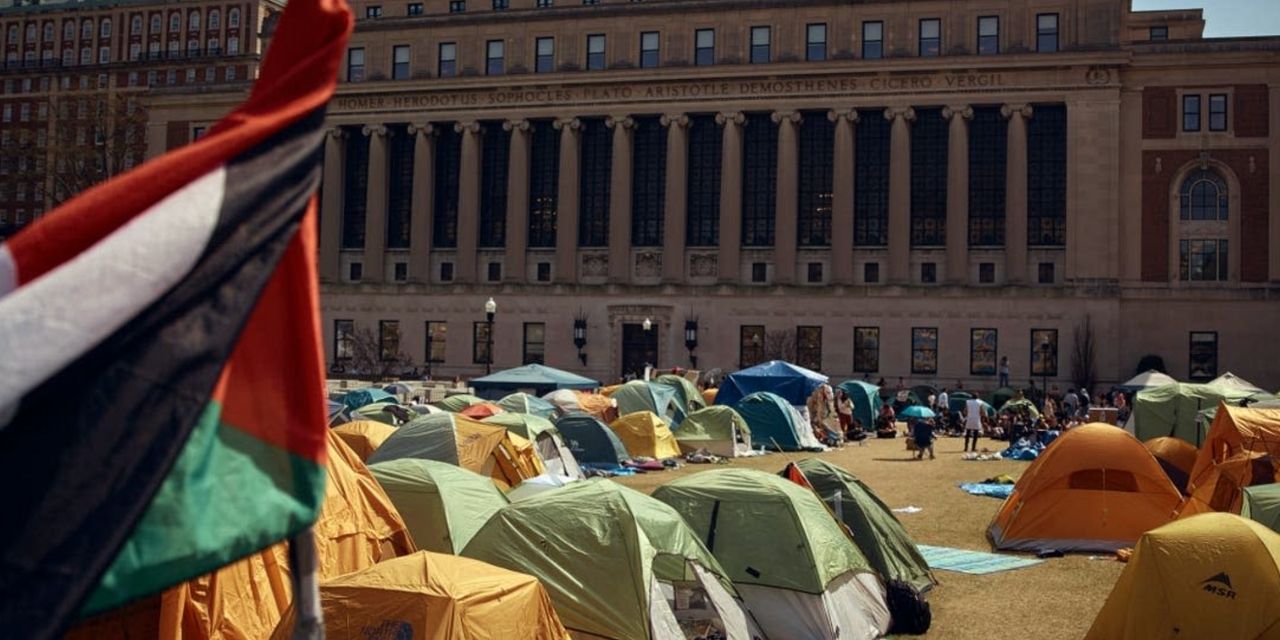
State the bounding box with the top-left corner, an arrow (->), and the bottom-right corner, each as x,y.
1117,370 -> 1178,392
1209,372 -> 1265,393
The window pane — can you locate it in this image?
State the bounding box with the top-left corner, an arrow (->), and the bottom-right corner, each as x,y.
1189,332 -> 1217,380
807,23 -> 825,42
920,19 -> 940,38
696,29 -> 714,48
1183,95 -> 1201,131
911,327 -> 938,374
537,37 -> 554,55
641,31 -> 659,49
979,16 -> 998,36
864,21 -> 882,40
854,327 -> 879,373
588,35 -> 605,53
751,26 -> 770,46
394,45 -> 409,63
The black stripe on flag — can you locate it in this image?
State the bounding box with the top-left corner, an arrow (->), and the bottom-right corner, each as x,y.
0,108 -> 326,639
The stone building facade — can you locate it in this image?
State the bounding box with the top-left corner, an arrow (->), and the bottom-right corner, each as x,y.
144,0 -> 1280,390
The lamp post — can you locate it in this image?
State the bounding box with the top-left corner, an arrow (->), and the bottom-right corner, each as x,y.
484,297 -> 496,375
573,311 -> 588,366
1039,337 -> 1051,412
684,318 -> 699,369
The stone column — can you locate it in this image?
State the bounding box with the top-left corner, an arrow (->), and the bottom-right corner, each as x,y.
319,127 -> 345,283
606,115 -> 635,283
660,113 -> 690,283
716,111 -> 745,283
407,123 -> 435,283
828,109 -> 857,285
1119,90 -> 1143,283
943,105 -> 973,284
1271,85 -> 1280,282
886,106 -> 916,284
503,119 -> 531,283
361,124 -> 389,283
1002,104 -> 1033,284
455,121 -> 482,284
773,110 -> 801,284
554,117 -> 582,283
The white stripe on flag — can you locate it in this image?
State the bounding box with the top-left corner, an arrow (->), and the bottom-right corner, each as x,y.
0,167 -> 226,428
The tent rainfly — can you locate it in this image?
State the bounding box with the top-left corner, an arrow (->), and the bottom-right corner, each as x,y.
1116,370 -> 1179,393
369,458 -> 509,555
367,413 -> 544,490
484,412 -> 585,480
838,380 -> 883,431
1241,484 -> 1280,532
734,391 -> 824,451
715,360 -> 828,408
609,411 -> 683,459
673,405 -> 754,457
470,364 -> 600,399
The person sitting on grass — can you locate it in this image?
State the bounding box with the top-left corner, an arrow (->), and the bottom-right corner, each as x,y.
913,418 -> 936,460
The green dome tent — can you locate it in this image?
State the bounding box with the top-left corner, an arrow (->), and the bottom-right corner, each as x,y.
734,391 -> 823,451
368,459 -> 508,554
433,393 -> 485,413
1130,383 -> 1275,444
672,405 -> 753,457
462,479 -> 756,640
496,392 -> 557,419
1242,484 -> 1280,533
484,413 -> 584,480
554,413 -> 630,465
655,374 -> 707,414
612,380 -> 684,426
654,468 -> 890,640
838,380 -> 883,430
985,386 -> 1018,411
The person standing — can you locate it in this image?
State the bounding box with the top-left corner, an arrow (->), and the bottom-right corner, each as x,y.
937,388 -> 950,416
963,397 -> 983,452
835,389 -> 853,435
999,356 -> 1010,387
913,418 -> 936,460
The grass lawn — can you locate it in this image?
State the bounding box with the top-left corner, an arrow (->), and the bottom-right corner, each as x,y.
612,434 -> 1124,640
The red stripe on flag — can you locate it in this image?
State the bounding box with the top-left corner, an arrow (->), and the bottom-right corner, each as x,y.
3,0 -> 351,288
211,203 -> 328,463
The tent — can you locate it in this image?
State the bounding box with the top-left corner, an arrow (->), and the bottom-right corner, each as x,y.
998,397 -> 1041,419
70,432 -> 415,640
673,405 -> 753,457
988,424 -> 1182,552
341,387 -> 397,410
986,386 -> 1018,410
332,420 -> 397,462
655,373 -> 707,413
1210,372 -> 1265,393
612,380 -> 684,426
573,391 -> 618,422
715,360 -> 828,407
609,411 -> 682,459
459,402 -> 504,419
483,413 -> 585,480
271,551 -> 568,640
369,459 -> 509,554
1241,484 -> 1280,532
353,401 -> 415,426
1129,382 -> 1268,444
470,363 -> 600,399
507,473 -> 577,502
367,413 -> 544,490
1085,513 -> 1280,640
555,413 -> 631,465
462,479 -> 757,640
434,393 -> 485,413
1178,404 -> 1280,515
654,469 -> 891,640
838,380 -> 883,430
911,385 -> 938,405
734,391 -> 824,451
496,392 -> 557,419
1143,436 -> 1198,493
1116,369 -> 1178,393
702,388 -> 719,405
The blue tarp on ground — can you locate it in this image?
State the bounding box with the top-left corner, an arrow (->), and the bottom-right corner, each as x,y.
734,391 -> 819,451
838,380 -> 883,430
959,483 -> 1016,499
555,413 -> 630,465
471,364 -> 600,400
715,360 -> 828,407
1001,437 -> 1045,460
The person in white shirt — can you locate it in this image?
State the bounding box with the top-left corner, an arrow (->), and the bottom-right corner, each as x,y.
963,397 -> 984,452
937,388 -> 950,416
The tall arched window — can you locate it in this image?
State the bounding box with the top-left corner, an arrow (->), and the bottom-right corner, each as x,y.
1178,168 -> 1229,282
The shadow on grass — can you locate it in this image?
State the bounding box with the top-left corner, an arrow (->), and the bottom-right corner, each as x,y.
872,457 -> 926,463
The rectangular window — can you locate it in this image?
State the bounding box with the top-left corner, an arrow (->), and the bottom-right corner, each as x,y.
392,44 -> 410,79
796,326 -> 822,371
854,327 -> 879,373
528,119 -> 560,247
750,26 -> 770,63
862,21 -> 883,59
798,112 -> 833,246
407,2 -> 423,15
806,23 -> 826,61
1037,13 -> 1059,53
365,5 -> 382,18
487,261 -> 502,281
486,39 -> 504,75
742,112 -> 778,246
473,322 -> 492,365
806,262 -> 823,283
740,325 -> 765,368
523,322 -> 546,364
535,37 -> 554,73
438,42 -> 456,77
492,0 -> 508,9
911,327 -> 938,374
971,328 -> 997,376
1030,328 -> 1058,377
979,262 -> 995,283
1150,25 -> 1168,41
919,18 -> 941,57
536,261 -> 551,281
921,262 -> 937,283
694,28 -> 714,65
1183,95 -> 1201,131
448,0 -> 465,12
751,262 -> 767,283
1188,331 -> 1218,380
639,31 -> 659,68
577,118 -> 612,247
911,108 -> 948,247
978,16 -> 999,54
1208,94 -> 1228,131
346,47 -> 365,82
334,319 -> 354,360
686,114 -> 722,246
393,262 -> 407,281
1179,238 -> 1228,282
864,262 -> 880,283
439,262 -> 454,281
1027,105 -> 1067,246
349,262 -> 362,281
425,321 -> 447,363
479,122 -> 510,248
631,116 -> 667,246
968,106 -> 1007,246
537,0 -> 552,6
1038,262 -> 1055,284
586,34 -> 606,70
379,320 -> 400,361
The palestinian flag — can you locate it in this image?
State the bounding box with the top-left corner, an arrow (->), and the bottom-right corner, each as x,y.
0,0 -> 352,637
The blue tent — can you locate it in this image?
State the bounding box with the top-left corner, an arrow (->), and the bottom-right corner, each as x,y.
714,360 -> 828,408
838,380 -> 883,430
734,392 -> 822,451
342,387 -> 397,410
471,364 -> 600,400
555,413 -> 630,464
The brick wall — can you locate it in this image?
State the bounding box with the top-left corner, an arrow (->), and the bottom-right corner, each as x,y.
165,119 -> 189,151
1234,84 -> 1269,138
1143,87 -> 1177,139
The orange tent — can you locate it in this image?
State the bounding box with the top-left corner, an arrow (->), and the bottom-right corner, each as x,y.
367,413 -> 544,490
460,402 -> 505,419
988,424 -> 1182,552
70,432 -> 415,639
1144,436 -> 1198,493
574,391 -> 619,423
333,419 -> 397,461
1178,405 -> 1280,517
702,388 -> 719,405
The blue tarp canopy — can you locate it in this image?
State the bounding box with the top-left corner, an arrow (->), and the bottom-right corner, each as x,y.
471,364 -> 600,400
715,360 -> 828,408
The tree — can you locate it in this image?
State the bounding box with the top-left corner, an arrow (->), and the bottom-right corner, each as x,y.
1071,315 -> 1097,395
763,329 -> 796,363
346,325 -> 412,381
1135,354 -> 1167,376
48,89 -> 149,207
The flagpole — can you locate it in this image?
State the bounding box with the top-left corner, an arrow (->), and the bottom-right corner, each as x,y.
288,526 -> 324,639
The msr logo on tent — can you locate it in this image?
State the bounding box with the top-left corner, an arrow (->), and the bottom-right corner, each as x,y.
1201,573 -> 1237,599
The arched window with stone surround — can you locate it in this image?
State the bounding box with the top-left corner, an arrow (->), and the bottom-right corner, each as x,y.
1177,168 -> 1229,282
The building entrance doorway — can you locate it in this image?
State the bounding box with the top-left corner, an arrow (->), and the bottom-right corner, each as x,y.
621,322 -> 658,379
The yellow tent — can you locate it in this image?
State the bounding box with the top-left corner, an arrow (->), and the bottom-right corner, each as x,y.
271,551 -> 569,640
609,411 -> 682,459
1086,513 -> 1280,639
1179,405 -> 1280,516
333,419 -> 397,461
70,432 -> 415,640
1144,436 -> 1198,493
368,413 -> 545,490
